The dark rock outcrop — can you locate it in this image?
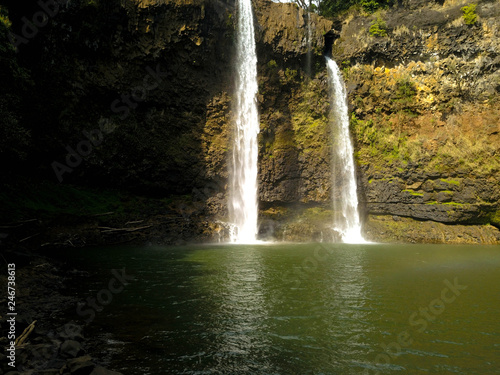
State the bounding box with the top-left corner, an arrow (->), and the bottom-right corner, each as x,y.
1,0 -> 499,243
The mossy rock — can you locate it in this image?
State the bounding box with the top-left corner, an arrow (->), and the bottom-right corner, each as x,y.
491,210 -> 500,228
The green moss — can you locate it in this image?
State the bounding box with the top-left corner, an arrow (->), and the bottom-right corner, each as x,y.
425,201 -> 465,207
403,189 -> 423,196
291,79 -> 329,155
369,16 -> 387,37
440,178 -> 460,186
301,207 -> 333,222
351,111 -> 412,169
267,60 -> 278,69
361,0 -> 394,13
461,3 -> 477,25
443,202 -> 465,207
281,68 -> 299,86
490,210 -> 500,227
273,130 -> 296,150
0,6 -> 12,28
393,78 -> 417,107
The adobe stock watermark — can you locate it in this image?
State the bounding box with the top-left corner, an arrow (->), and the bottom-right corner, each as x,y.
51,64 -> 169,182
282,242 -> 336,287
14,269 -> 133,372
15,322 -> 83,371
362,277 -> 467,375
8,0 -> 69,51
76,268 -> 135,323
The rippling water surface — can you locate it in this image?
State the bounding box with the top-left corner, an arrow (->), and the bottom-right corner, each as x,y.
61,243 -> 500,374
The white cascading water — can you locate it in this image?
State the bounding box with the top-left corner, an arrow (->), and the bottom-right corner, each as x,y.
229,0 -> 260,243
326,57 -> 366,244
305,9 -> 312,77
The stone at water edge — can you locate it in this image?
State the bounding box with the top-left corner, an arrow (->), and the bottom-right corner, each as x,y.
90,366 -> 124,375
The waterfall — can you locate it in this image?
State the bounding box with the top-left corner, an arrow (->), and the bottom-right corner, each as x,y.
229,0 -> 260,244
326,57 -> 366,244
305,8 -> 312,77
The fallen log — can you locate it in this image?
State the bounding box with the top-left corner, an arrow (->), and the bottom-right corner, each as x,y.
19,233 -> 41,243
99,225 -> 152,233
16,320 -> 37,347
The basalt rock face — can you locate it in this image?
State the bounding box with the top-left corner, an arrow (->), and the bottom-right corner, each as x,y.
331,0 -> 500,242
254,0 -> 500,243
5,0 -> 236,196
2,0 -> 500,243
253,0 -> 500,243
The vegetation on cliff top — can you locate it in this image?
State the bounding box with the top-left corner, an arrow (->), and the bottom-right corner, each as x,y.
293,0 -> 395,17
461,3 -> 478,25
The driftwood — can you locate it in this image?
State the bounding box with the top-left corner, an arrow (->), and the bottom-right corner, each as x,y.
19,233 -> 41,243
98,225 -> 152,233
0,219 -> 38,229
40,239 -> 76,247
125,220 -> 144,225
16,320 -> 37,347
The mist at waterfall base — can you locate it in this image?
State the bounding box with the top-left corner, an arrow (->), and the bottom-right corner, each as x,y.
229,0 -> 260,244
59,244 -> 500,374
326,57 -> 367,244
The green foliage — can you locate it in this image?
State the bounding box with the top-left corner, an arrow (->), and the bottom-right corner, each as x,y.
318,0 -> 358,17
361,0 -> 381,13
392,77 -> 417,115
0,6 -> 11,28
291,80 -> 329,155
0,6 -> 33,164
341,60 -> 351,79
280,68 -> 299,85
0,97 -> 30,161
267,60 -> 278,69
491,210 -> 500,227
461,3 -> 477,25
292,0 -> 317,13
225,12 -> 234,29
395,78 -> 417,100
351,112 -> 417,167
318,0 -> 394,17
285,68 -> 298,80
0,181 -> 123,221
369,16 -> 387,37
83,0 -> 99,6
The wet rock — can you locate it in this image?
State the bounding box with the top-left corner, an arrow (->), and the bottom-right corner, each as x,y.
64,356 -> 95,375
60,340 -> 84,359
57,324 -> 84,343
436,191 -> 453,202
365,215 -> 500,244
89,366 -> 124,375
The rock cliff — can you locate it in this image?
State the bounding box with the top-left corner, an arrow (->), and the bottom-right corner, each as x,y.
335,0 -> 500,242
1,0 -> 499,244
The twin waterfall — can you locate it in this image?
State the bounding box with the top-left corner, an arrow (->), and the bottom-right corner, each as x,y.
229,0 -> 365,243
229,0 -> 260,243
326,58 -> 365,244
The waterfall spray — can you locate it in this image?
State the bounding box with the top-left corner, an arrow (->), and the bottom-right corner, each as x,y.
229,0 -> 260,244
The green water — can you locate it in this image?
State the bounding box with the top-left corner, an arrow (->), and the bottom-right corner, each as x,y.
61,243 -> 500,374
